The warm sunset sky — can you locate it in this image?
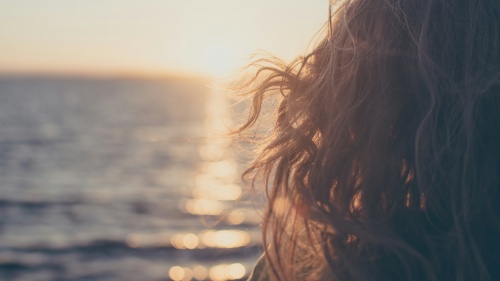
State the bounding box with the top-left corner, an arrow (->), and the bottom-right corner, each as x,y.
0,0 -> 327,77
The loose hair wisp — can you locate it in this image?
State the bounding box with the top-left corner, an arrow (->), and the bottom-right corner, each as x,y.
236,1 -> 500,280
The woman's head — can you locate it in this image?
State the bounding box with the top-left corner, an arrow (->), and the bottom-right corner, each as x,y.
238,0 -> 500,280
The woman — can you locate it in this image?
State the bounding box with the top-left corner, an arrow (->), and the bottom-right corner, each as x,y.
238,0 -> 500,280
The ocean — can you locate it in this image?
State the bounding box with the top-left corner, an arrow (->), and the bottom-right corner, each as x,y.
0,75 -> 263,281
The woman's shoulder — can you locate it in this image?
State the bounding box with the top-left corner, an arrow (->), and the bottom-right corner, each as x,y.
248,255 -> 270,281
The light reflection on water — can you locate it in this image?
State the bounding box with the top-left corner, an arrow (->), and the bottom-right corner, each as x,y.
179,88 -> 244,217
192,183 -> 242,201
169,263 -> 246,281
0,77 -> 262,281
168,88 -> 262,280
180,198 -> 224,216
170,230 -> 251,250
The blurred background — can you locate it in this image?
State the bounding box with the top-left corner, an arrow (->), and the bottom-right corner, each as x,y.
0,1 -> 326,280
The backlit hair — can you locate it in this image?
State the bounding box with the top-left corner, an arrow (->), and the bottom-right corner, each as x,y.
236,0 -> 500,280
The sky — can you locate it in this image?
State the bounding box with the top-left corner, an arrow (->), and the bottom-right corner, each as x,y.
0,0 -> 327,77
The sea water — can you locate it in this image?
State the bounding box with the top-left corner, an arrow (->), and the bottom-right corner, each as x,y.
0,75 -> 263,281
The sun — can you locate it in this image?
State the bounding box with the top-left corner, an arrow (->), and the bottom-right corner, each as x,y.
203,43 -> 238,77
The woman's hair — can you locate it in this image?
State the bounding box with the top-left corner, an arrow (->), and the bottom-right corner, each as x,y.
236,0 -> 500,280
